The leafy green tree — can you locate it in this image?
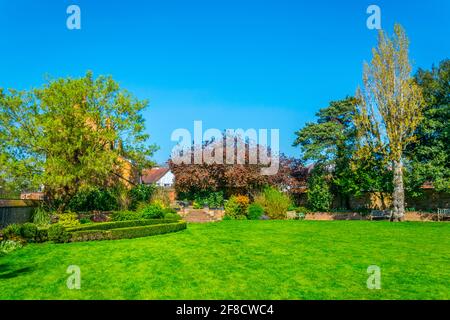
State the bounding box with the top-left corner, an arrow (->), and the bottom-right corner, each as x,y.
405,59 -> 450,195
293,97 -> 390,209
67,187 -> 120,212
293,97 -> 356,164
0,72 -> 157,210
355,25 -> 424,221
293,97 -> 356,207
306,168 -> 333,212
128,184 -> 156,210
346,152 -> 392,209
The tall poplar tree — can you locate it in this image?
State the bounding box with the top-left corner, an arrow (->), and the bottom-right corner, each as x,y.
354,24 -> 424,221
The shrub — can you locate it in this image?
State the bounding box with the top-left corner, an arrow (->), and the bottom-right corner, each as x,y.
90,212 -> 109,223
48,224 -> 70,243
294,206 -> 309,214
179,190 -> 207,206
35,227 -> 49,243
193,195 -> 207,208
247,203 -> 264,220
110,210 -> 143,221
128,184 -> 156,210
207,191 -> 224,208
150,187 -> 171,207
0,240 -> 23,256
135,201 -> 148,212
164,212 -> 181,220
254,187 -> 292,219
224,195 -> 249,218
307,174 -> 332,212
67,187 -> 119,212
57,212 -> 81,228
21,223 -> 38,241
235,195 -> 250,208
164,207 -> 177,214
69,221 -> 187,242
224,201 -> 239,219
192,201 -> 203,209
115,184 -> 131,211
194,191 -> 224,209
139,203 -> 166,219
152,199 -> 168,208
32,207 -> 51,226
79,218 -> 91,224
1,224 -> 22,240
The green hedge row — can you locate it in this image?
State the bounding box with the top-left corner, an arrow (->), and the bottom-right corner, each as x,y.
69,221 -> 187,242
1,223 -> 49,243
66,219 -> 179,232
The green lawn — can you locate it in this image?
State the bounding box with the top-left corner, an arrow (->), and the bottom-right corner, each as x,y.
0,220 -> 449,299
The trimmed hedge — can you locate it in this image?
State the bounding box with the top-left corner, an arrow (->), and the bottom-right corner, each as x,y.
110,210 -> 143,221
48,224 -> 70,243
69,221 -> 187,242
66,219 -> 179,232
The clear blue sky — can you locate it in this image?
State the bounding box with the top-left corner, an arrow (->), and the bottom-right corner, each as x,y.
0,0 -> 449,163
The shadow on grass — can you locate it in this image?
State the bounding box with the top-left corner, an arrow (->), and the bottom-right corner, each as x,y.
0,263 -> 35,279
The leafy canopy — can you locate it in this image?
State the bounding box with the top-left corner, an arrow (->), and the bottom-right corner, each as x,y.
0,72 -> 157,207
406,59 -> 450,194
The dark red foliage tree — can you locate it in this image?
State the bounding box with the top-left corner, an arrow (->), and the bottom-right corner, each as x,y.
169,137 -> 307,199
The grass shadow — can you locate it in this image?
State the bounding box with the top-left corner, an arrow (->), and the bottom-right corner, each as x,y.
0,263 -> 35,279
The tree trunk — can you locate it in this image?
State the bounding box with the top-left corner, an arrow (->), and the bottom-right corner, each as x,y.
379,192 -> 386,210
391,160 -> 405,222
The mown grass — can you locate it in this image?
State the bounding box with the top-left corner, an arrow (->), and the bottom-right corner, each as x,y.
0,220 -> 448,299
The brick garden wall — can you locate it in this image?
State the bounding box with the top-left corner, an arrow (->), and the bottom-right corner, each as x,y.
405,190 -> 450,211
318,190 -> 448,211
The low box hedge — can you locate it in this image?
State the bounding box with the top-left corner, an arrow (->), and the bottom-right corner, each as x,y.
68,220 -> 187,242
66,219 -> 179,232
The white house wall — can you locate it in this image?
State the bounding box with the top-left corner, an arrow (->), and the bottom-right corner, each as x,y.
156,171 -> 175,187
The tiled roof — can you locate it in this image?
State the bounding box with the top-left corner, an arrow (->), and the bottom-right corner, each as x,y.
421,181 -> 434,189
141,167 -> 170,184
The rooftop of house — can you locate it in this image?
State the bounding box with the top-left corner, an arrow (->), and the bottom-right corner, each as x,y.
141,167 -> 171,184
421,181 -> 435,190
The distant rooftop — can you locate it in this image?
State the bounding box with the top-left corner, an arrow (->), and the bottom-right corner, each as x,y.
141,167 -> 170,184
